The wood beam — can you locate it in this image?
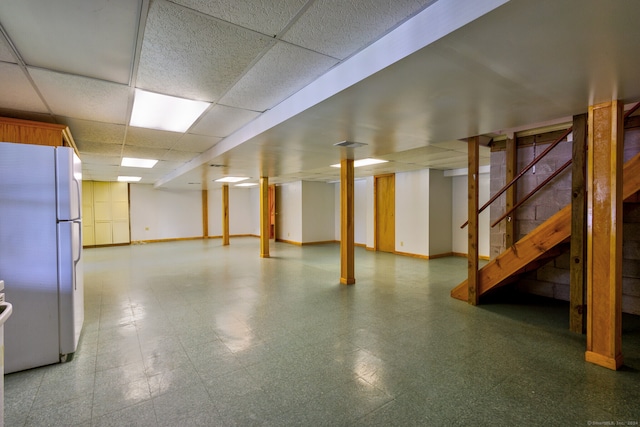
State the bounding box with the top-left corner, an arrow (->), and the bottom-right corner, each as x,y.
340,158 -> 355,285
505,135 -> 517,248
585,101 -> 624,370
222,184 -> 229,246
468,136 -> 480,305
570,113 -> 587,333
260,177 -> 270,258
202,190 -> 208,238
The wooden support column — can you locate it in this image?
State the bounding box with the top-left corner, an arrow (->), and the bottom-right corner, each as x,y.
222,184 -> 230,246
468,136 -> 480,305
202,190 -> 208,238
570,113 -> 587,333
585,101 -> 624,370
260,177 -> 270,258
340,158 -> 355,285
505,135 -> 517,248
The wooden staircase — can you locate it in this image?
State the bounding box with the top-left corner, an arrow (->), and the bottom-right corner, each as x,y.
451,151 -> 640,301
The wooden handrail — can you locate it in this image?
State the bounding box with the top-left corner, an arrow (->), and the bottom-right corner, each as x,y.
460,127 -> 572,228
491,158 -> 572,227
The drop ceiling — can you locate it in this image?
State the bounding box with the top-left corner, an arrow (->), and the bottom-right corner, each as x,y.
1,0 -> 640,190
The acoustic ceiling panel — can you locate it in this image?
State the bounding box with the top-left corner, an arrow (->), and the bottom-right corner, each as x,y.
29,68 -> 130,124
125,127 -> 182,149
0,0 -> 141,84
219,41 -> 339,112
75,140 -> 123,157
190,105 -> 261,138
0,35 -> 16,63
169,0 -> 306,36
136,0 -> 272,101
281,0 -> 432,59
0,63 -> 48,113
56,118 -> 126,145
176,134 -> 222,153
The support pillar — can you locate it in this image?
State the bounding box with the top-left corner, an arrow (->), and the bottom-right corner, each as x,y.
202,190 -> 208,238
585,101 -> 624,370
260,177 -> 270,258
468,136 -> 480,305
340,158 -> 355,285
570,113 -> 587,333
222,184 -> 229,246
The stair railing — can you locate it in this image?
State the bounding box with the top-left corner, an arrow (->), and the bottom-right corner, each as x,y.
460,102 -> 640,230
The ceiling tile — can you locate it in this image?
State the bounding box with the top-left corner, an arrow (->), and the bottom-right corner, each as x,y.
164,149 -> 202,162
29,68 -> 130,124
78,154 -> 120,166
219,42 -> 339,112
56,117 -> 126,145
136,0 -> 272,101
190,105 -> 260,138
177,134 -> 221,153
0,63 -> 48,113
76,140 -> 123,157
126,127 -> 182,149
0,0 -> 141,84
0,35 -> 16,63
122,145 -> 170,160
281,0 -> 431,59
169,0 -> 306,36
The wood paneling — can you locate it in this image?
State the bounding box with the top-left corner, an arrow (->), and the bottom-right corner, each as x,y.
341,159 -> 355,285
467,136 -> 480,305
570,113 -> 587,334
585,101 -> 624,370
260,177 -> 269,258
222,185 -> 229,245
0,117 -> 78,154
202,190 -> 208,237
375,174 -> 395,253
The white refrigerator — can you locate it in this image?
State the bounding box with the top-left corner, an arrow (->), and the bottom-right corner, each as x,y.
0,142 -> 84,373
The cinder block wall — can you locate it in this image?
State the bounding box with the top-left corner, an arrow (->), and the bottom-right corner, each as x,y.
489,127 -> 640,314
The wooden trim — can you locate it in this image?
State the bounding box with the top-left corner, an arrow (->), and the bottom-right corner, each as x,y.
260,177 -> 270,257
452,252 -> 490,261
202,190 -> 208,237
276,239 -> 339,246
570,113 -> 587,334
505,136 -> 517,247
468,136 -> 480,305
222,184 -> 229,245
340,158 -> 355,285
585,100 -> 624,370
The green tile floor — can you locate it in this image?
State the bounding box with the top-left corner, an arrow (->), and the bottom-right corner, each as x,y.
4,238 -> 640,426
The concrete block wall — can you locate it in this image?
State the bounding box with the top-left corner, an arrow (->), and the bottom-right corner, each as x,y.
489,126 -> 640,314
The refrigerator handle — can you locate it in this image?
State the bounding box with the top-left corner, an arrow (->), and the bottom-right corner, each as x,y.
73,177 -> 82,220
74,222 -> 82,290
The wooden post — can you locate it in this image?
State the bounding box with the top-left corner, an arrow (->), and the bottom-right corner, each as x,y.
468,136 -> 480,305
570,114 -> 587,333
222,184 -> 230,246
585,101 -> 624,370
260,177 -> 270,258
202,190 -> 208,238
505,135 -> 517,248
340,158 -> 355,285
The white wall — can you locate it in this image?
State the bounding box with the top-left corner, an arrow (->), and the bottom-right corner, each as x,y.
428,169 -> 452,255
207,186 -> 258,237
451,172 -> 490,258
277,181 -> 302,242
301,181 -> 335,243
396,170 -> 430,256
130,184 -> 202,241
333,179 -> 368,245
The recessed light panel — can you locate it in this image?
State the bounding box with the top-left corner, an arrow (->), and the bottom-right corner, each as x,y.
236,182 -> 258,187
330,158 -> 388,168
121,157 -> 158,168
215,177 -> 249,183
117,176 -> 142,182
130,89 -> 210,132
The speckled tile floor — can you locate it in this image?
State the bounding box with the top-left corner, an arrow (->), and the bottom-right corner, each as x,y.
4,238 -> 640,426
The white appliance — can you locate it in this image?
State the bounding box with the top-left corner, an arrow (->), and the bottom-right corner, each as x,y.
0,142 -> 84,373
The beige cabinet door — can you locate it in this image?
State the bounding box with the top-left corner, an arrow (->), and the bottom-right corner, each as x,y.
83,181 -> 130,246
81,181 -> 95,246
111,182 -> 130,244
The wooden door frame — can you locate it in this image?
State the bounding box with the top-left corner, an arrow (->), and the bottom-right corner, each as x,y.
373,173 -> 395,252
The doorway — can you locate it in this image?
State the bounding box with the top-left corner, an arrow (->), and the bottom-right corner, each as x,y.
375,174 -> 395,252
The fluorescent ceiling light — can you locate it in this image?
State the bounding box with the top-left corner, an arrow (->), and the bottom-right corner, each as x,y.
129,89 -> 210,132
330,158 -> 388,168
236,182 -> 258,187
215,177 -> 249,183
117,176 -> 142,182
121,157 -> 158,168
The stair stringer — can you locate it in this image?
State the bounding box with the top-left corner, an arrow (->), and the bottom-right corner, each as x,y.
452,151 -> 640,302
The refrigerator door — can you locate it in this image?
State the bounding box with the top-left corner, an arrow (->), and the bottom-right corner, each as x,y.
0,142 -> 61,373
55,146 -> 82,221
58,220 -> 84,356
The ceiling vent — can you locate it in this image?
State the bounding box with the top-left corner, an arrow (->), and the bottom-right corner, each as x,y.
334,141 -> 367,148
